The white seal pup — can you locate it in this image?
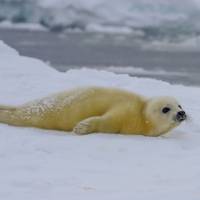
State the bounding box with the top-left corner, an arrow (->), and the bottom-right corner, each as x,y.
0,87 -> 186,136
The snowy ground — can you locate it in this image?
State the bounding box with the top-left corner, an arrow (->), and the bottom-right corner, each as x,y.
0,40 -> 200,200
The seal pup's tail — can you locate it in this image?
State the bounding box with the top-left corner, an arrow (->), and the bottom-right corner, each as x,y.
0,105 -> 16,111
0,105 -> 18,125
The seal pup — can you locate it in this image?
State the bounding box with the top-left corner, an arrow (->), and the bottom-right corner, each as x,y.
0,87 -> 186,136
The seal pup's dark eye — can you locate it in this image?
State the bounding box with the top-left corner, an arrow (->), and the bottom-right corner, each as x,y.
162,107 -> 171,113
178,105 -> 182,109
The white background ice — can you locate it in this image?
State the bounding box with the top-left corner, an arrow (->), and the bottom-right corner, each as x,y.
0,41 -> 200,199
0,0 -> 200,34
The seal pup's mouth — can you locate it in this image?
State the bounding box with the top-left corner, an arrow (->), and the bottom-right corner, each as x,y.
175,111 -> 187,122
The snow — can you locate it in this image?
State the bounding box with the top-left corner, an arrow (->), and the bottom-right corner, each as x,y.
105,66 -> 188,76
37,0 -> 200,28
142,36 -> 200,52
0,40 -> 200,199
0,21 -> 47,32
1,0 -> 200,51
0,0 -> 200,36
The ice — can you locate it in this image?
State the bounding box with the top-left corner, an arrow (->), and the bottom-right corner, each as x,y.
0,0 -> 200,37
1,0 -> 200,51
0,21 -> 47,31
0,40 -> 18,56
0,40 -> 200,199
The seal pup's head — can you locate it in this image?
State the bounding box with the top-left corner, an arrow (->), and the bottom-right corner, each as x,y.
145,96 -> 187,136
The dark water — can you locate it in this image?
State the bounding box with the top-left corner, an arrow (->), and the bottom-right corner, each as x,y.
0,28 -> 200,86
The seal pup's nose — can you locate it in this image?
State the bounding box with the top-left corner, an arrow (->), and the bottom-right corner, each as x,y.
176,111 -> 186,122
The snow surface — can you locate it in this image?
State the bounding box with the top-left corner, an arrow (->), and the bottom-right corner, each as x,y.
0,41 -> 200,199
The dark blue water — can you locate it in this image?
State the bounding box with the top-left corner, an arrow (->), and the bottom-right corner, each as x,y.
0,28 -> 199,86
